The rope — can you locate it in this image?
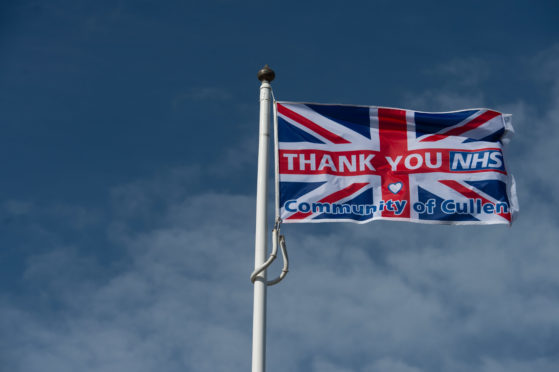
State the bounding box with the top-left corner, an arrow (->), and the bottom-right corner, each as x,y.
250,217 -> 289,286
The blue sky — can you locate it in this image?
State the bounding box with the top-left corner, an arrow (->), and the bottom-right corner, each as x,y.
1,1 -> 559,371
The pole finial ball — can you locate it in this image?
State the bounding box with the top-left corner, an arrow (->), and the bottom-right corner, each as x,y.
257,64 -> 275,82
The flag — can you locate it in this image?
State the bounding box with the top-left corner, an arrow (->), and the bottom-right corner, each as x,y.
276,101 -> 518,225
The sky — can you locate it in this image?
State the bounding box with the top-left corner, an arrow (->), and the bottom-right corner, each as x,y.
1,0 -> 559,371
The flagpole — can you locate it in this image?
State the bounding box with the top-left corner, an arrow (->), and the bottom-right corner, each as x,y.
252,65 -> 275,372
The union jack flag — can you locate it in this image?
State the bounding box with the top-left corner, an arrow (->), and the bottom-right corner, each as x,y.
276,101 -> 518,225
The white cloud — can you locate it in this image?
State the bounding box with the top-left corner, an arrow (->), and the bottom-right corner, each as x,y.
2,191 -> 255,372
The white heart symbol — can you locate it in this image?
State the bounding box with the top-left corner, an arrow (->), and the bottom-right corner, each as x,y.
388,182 -> 403,194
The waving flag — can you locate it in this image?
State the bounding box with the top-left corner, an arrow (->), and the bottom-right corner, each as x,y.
276,102 -> 518,225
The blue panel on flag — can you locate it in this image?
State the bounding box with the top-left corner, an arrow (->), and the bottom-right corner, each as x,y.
462,127 -> 505,143
280,181 -> 326,206
278,116 -> 325,143
306,104 -> 371,139
312,188 -> 373,222
417,186 -> 479,222
415,110 -> 478,138
465,180 -> 510,204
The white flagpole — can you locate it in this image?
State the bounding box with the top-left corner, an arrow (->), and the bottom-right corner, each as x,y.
252,65 -> 275,372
